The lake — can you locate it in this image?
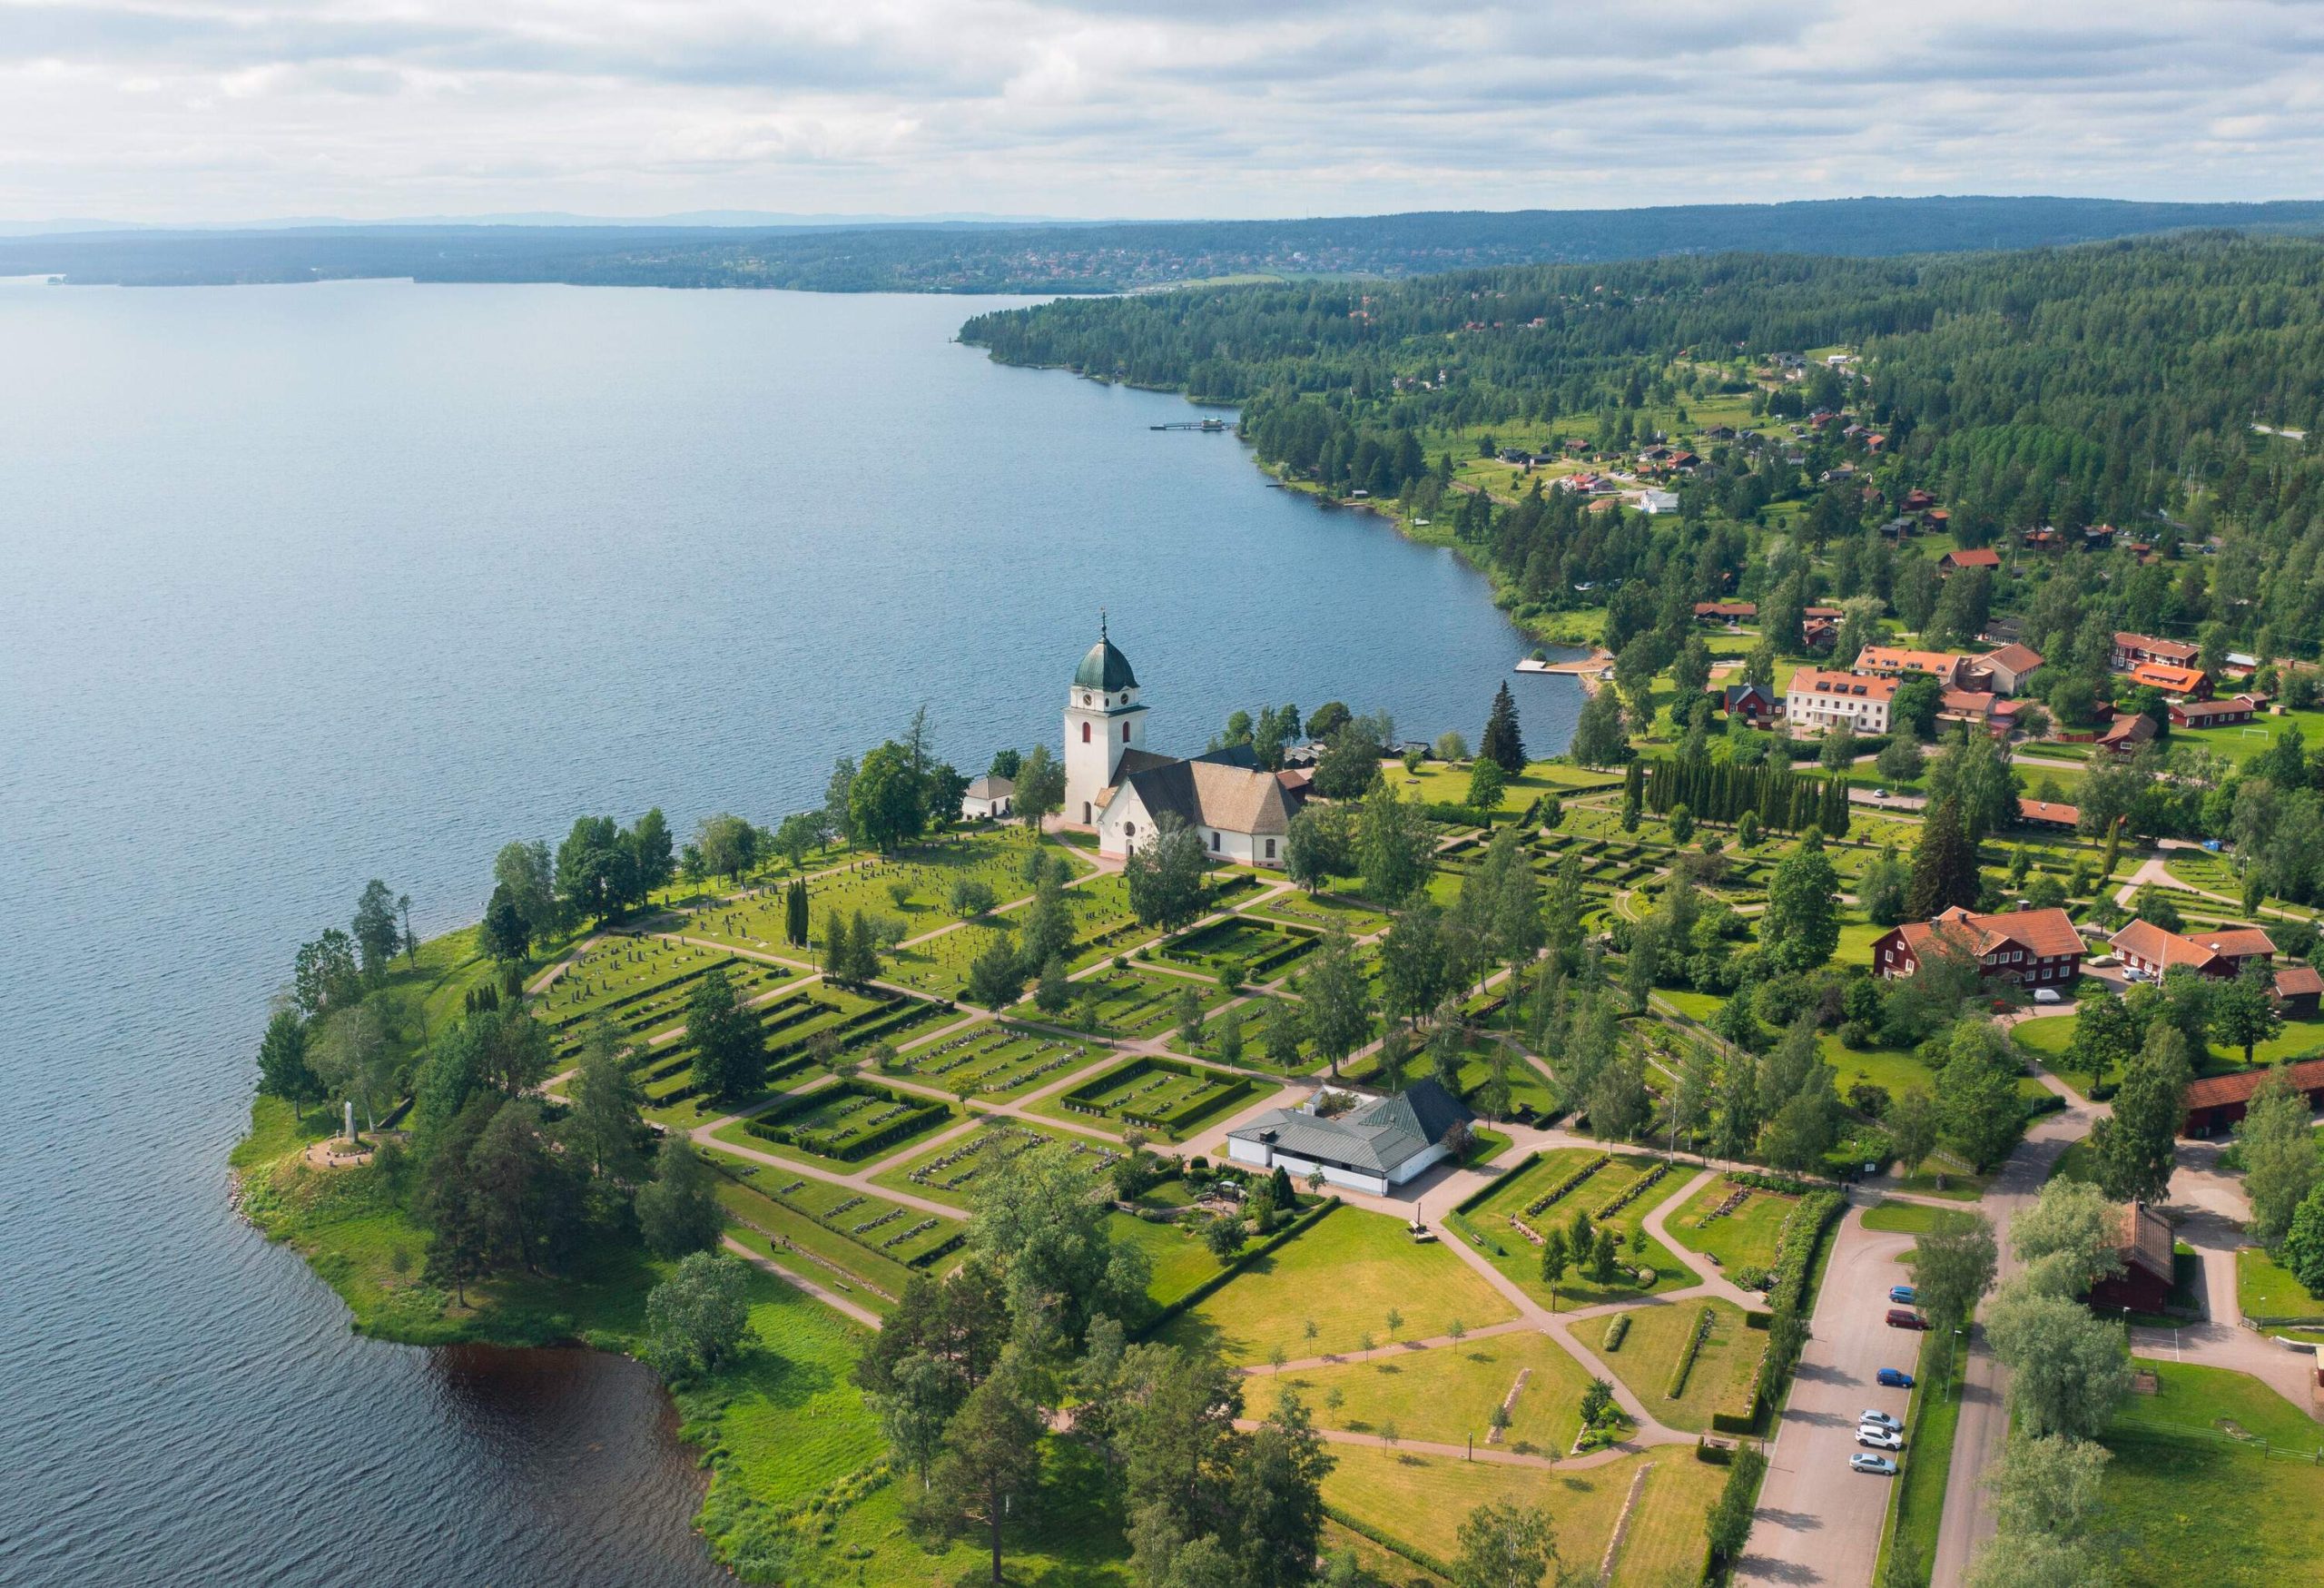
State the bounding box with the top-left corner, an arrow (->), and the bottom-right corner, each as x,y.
0,280 -> 1579,1584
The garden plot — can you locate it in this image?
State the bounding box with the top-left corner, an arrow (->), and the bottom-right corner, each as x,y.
870,1115 -> 1126,1209
1664,1174 -> 1798,1282
1069,965 -> 1240,1041
678,828 -> 1079,954
1060,871 -> 1170,968
1246,889 -> 1390,938
540,942 -> 801,1063
625,987 -> 898,1122
891,1021 -> 1109,1099
1452,1148 -> 1694,1307
1156,915 -> 1317,981
1163,993 -> 1331,1073
1034,1053 -> 1256,1139
733,1079 -> 955,1166
710,1153 -> 964,1271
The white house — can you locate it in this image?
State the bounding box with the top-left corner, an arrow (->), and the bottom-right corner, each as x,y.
1062,622 -> 1305,868
1226,1080 -> 1472,1196
1785,668 -> 1898,735
960,774 -> 1013,821
1638,488 -> 1679,515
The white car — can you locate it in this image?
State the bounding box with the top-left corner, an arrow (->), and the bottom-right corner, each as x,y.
1859,1410 -> 1904,1432
1857,1426 -> 1905,1451
2034,988 -> 2063,1004
1851,1454 -> 1899,1475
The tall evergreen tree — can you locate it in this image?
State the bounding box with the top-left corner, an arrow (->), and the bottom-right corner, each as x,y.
1480,681 -> 1526,775
1905,796 -> 1981,920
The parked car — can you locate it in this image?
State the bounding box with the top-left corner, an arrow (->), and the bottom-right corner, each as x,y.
1888,1285 -> 1917,1304
2034,987 -> 2063,1004
1856,1426 -> 1905,1451
1874,787 -> 1890,799
2090,953 -> 2118,967
1876,1367 -> 1915,1388
1850,1455 -> 1899,1475
1860,1410 -> 1905,1432
1886,1307 -> 1931,1330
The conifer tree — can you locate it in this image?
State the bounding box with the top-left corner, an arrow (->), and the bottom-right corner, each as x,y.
1481,681 -> 1527,774
1905,797 -> 1981,920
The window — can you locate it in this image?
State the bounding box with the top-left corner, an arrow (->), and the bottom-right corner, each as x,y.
1210,832 -> 1220,851
1121,722 -> 1129,742
1081,721 -> 1090,744
1125,821 -> 1136,839
1082,802 -> 1091,823
1265,839 -> 1275,860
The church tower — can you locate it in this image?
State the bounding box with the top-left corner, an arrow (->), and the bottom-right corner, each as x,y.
1064,616 -> 1148,826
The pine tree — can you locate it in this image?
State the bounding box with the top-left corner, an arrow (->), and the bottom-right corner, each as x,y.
1481,680 -> 1526,774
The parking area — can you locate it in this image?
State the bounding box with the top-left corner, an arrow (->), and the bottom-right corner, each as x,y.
1734,1201 -> 1921,1588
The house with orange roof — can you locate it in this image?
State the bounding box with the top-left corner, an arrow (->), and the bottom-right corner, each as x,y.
2108,920 -> 2277,981
1939,547 -> 2002,575
1854,646 -> 1966,687
2126,661 -> 2211,699
1784,669 -> 1899,735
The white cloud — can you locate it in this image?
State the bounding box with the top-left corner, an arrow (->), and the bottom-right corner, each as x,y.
0,0 -> 2316,221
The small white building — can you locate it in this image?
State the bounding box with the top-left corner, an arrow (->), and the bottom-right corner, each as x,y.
1226,1080 -> 1473,1197
1638,488 -> 1679,515
960,775 -> 1013,821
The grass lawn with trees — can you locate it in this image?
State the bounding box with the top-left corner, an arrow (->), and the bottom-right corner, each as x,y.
1242,1328 -> 1596,1455
884,1021 -> 1108,1100
1156,1205 -> 1516,1365
866,1113 -> 1122,1208
2100,1361 -> 2324,1588
1573,1297 -> 1761,1435
1456,1149 -> 1698,1309
2235,1247 -> 2324,1323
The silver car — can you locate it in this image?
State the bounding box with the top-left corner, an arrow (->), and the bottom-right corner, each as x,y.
1860,1410 -> 1904,1433
1851,1454 -> 1898,1475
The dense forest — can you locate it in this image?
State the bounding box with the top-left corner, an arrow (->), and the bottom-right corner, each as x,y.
963,236 -> 2324,657
10,195 -> 2324,291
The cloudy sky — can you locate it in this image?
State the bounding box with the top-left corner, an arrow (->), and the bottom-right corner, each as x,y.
4,0 -> 2321,223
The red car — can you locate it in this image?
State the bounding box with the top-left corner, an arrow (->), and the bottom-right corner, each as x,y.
1886,1307 -> 1930,1330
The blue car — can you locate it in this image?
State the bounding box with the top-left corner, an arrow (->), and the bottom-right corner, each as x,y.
1889,1285 -> 1918,1304
1877,1366 -> 1915,1388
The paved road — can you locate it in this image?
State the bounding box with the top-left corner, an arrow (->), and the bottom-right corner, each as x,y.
1734,1202 -> 1918,1588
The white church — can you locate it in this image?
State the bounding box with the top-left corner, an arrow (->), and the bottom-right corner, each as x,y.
1060,621 -> 1305,867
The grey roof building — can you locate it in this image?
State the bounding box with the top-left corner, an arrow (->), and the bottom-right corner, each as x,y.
1226,1079 -> 1472,1195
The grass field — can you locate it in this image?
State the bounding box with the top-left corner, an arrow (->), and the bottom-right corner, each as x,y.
707,1152 -> 961,1270
1244,1328 -> 1595,1455
1031,1052 -> 1256,1140
1456,1149 -> 1696,1308
1245,888 -> 1392,939
1862,1199 -> 1978,1236
2236,1246 -> 2324,1322
2101,1361 -> 2324,1588
1663,1174 -> 1798,1277
868,1113 -> 1124,1209
1393,758 -> 1575,816
1157,1205 -> 1516,1365
1317,1443 -> 1718,1588
1574,1297 -> 1761,1434
1066,964 -> 1243,1042
1108,1207 -> 1225,1309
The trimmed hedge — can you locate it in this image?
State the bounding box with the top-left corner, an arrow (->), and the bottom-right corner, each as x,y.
1322,1505 -> 1454,1582
1754,1190 -> 1846,1406
1137,1197 -> 1343,1336
743,1079 -> 952,1162
1602,1313 -> 1630,1352
1667,1305 -> 1716,1399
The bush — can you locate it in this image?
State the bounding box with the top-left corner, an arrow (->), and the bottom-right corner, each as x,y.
1666,1306 -> 1716,1398
1602,1313 -> 1630,1352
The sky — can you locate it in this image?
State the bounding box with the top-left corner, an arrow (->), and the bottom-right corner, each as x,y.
4,0 -> 2322,224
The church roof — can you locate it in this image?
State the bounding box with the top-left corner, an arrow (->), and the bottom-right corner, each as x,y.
1117,758 -> 1299,835
1227,1079 -> 1472,1173
1075,628 -> 1138,691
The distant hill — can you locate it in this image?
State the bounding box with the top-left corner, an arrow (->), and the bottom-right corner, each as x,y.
5,196 -> 2323,292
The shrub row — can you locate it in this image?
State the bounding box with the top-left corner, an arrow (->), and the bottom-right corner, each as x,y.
1137,1198 -> 1343,1337
1754,1190 -> 1846,1406
1322,1505 -> 1454,1581
1529,1152 -> 1613,1218
1602,1313 -> 1630,1353
1666,1305 -> 1716,1399
1595,1159 -> 1670,1220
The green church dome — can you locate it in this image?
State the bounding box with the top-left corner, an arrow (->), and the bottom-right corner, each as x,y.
1074,624 -> 1137,691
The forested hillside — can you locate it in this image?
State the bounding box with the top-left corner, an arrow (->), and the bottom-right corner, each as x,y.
963,236 -> 2324,657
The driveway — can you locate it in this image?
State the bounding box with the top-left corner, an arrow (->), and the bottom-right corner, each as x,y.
1734,1202 -> 1919,1588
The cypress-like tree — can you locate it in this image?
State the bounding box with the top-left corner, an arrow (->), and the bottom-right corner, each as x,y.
1481,681 -> 1526,774
785,879 -> 810,946
1905,797 -> 1981,920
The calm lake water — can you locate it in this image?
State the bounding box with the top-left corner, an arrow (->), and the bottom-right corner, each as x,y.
0,280 -> 1579,1585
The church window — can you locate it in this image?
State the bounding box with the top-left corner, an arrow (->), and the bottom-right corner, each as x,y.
1120,722 -> 1129,742
1081,722 -> 1091,743
1125,821 -> 1136,839
1265,839 -> 1275,860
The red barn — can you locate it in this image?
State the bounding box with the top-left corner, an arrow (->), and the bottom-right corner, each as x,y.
1871,906 -> 2086,987
2181,1056 -> 2324,1137
2109,921 -> 2276,981
2086,1204 -> 2177,1316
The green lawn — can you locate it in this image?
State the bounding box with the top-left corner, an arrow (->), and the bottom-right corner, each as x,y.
1317,1443 -> 1714,1585
1663,1174 -> 1798,1277
1108,1208 -> 1226,1309
1393,758 -> 1575,816
2101,1361 -> 2324,1588
1244,1328 -> 1595,1455
886,1020 -> 1110,1099
1244,887 -> 1392,939
1862,1199 -> 1979,1236
2236,1246 -> 2324,1322
1456,1149 -> 1698,1308
1157,1204 -> 1516,1365
1574,1297 -> 1761,1434
2017,1008 -> 2324,1071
